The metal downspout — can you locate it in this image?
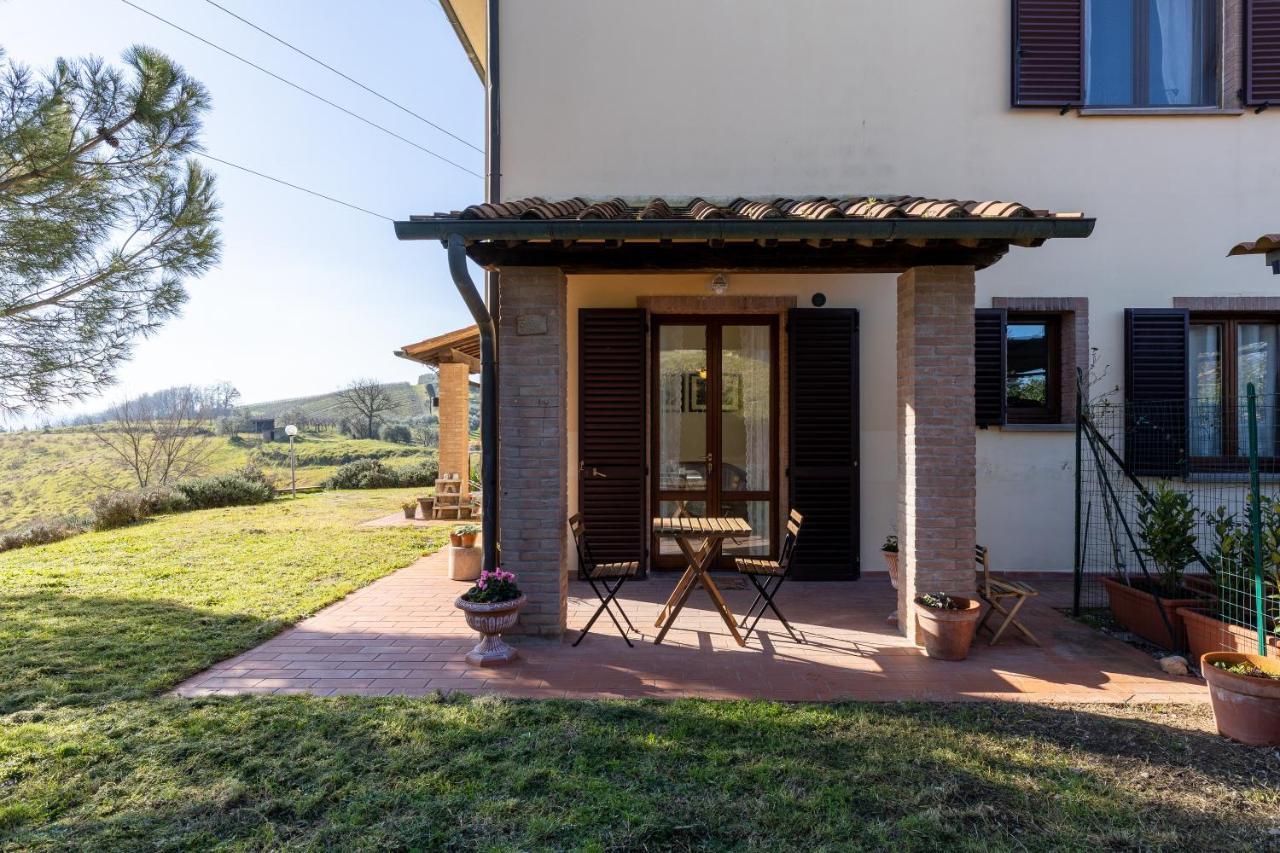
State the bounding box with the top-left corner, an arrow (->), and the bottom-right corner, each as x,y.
448,235 -> 498,571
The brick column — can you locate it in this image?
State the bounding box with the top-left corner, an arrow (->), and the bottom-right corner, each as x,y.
497,267 -> 568,635
436,361 -> 471,492
897,266 -> 978,640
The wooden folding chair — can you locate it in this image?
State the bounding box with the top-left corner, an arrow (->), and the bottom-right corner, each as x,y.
735,510 -> 804,643
569,514 -> 640,647
975,545 -> 1040,646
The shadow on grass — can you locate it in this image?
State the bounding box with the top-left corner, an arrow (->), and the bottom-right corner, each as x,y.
2,696 -> 1276,850
0,591 -> 276,712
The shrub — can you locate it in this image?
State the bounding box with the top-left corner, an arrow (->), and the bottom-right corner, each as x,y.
175,468 -> 274,510
0,516 -> 88,552
1136,481 -> 1198,596
90,491 -> 149,530
323,457 -> 440,490
140,486 -> 190,515
381,424 -> 413,444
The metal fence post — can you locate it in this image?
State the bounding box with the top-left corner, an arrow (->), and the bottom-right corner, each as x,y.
1073,368 -> 1085,617
1246,382 -> 1268,657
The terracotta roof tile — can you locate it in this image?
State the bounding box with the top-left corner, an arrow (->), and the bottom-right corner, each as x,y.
1228,233 -> 1280,256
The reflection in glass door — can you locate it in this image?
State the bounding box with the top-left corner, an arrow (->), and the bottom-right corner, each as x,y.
652,316 -> 777,568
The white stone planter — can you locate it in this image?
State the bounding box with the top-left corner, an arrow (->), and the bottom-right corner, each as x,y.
455,594 -> 526,666
448,545 -> 482,581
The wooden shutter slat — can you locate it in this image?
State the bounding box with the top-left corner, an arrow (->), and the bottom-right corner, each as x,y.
789,308 -> 859,581
579,308 -> 647,570
1124,308 -> 1189,477
1247,0 -> 1280,106
975,308 -> 1008,427
1012,0 -> 1084,107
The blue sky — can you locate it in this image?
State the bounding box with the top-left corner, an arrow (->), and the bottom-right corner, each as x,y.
3,0 -> 484,419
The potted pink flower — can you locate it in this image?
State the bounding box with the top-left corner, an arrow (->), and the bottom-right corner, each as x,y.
455,567 -> 526,666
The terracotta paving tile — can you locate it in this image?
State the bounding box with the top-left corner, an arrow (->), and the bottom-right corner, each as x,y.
173,549 -> 1209,704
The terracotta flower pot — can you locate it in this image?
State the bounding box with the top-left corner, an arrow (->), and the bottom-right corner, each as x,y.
417,496 -> 434,515
881,550 -> 900,590
1201,652 -> 1280,747
455,594 -> 526,666
1101,576 -> 1204,650
1180,606 -> 1280,663
460,533 -> 478,548
915,596 -> 982,661
449,532 -> 463,547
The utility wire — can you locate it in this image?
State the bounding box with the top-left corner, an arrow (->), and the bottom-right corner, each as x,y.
200,0 -> 482,154
118,0 -> 483,179
199,152 -> 393,221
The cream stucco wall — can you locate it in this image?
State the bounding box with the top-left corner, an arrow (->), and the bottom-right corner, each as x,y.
496,0 -> 1280,572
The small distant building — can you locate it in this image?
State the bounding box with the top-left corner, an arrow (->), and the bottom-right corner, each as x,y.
250,417 -> 276,441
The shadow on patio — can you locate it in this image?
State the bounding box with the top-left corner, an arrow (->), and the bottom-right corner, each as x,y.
176,548 -> 1205,703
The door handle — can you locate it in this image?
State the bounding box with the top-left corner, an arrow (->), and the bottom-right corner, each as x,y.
581,462 -> 608,479
592,468 -> 608,479
705,453 -> 714,475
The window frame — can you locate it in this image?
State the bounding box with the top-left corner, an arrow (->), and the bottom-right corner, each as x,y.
1083,0 -> 1224,110
1004,312 -> 1063,425
1188,311 -> 1280,469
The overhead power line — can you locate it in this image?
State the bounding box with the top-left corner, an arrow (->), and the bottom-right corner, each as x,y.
118,0 -> 484,179
198,152 -> 393,221
200,0 -> 483,154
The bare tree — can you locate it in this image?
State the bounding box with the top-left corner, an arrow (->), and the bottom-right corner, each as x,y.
336,379 -> 401,439
91,388 -> 215,488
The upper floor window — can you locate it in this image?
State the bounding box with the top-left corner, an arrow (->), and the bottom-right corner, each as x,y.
1085,0 -> 1219,107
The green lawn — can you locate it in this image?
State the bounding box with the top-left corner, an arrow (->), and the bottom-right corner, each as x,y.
0,430 -> 435,531
0,491 -> 1276,850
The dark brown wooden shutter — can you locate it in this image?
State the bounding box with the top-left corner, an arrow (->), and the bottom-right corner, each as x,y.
975,308 -> 1008,427
1012,0 -> 1084,107
1124,308 -> 1189,477
1246,0 -> 1280,106
788,308 -> 859,581
578,308 -> 648,571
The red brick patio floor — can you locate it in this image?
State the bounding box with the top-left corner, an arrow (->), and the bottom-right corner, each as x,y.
175,548 -> 1206,702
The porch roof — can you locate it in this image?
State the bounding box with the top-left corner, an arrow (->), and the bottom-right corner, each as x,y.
395,324 -> 481,369
394,195 -> 1094,273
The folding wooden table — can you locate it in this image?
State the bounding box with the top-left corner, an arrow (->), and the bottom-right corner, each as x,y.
652,516 -> 751,646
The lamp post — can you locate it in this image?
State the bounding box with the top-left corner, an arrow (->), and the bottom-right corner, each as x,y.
285,424 -> 298,497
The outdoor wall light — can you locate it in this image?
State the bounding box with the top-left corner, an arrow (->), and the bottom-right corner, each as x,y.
709,273 -> 728,295
811,292 -> 827,307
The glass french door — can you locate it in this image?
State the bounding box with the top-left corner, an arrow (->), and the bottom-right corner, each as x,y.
651,316 -> 778,569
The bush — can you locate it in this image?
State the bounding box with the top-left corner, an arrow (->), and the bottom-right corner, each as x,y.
323,457 -> 440,490
174,468 -> 274,510
381,424 -> 413,444
140,486 -> 190,515
0,516 -> 88,552
89,491 -> 149,530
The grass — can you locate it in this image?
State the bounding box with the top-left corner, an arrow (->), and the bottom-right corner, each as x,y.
0,491 -> 1276,849
0,430 -> 435,531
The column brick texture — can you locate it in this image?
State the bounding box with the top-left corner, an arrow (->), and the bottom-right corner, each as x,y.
897,267 -> 978,640
497,267 -> 568,635
436,362 -> 471,493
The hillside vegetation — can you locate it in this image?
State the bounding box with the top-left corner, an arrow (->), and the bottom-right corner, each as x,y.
0,430 -> 435,532
244,381 -> 430,422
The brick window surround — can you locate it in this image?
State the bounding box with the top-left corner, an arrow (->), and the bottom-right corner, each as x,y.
1172,297 -> 1280,312
991,297 -> 1089,424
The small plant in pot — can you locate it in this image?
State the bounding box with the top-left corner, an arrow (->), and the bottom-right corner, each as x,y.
1201,652 -> 1280,746
914,592 -> 982,661
881,535 -> 900,589
451,523 -> 481,548
1101,481 -> 1206,650
401,500 -> 417,520
455,567 -> 526,666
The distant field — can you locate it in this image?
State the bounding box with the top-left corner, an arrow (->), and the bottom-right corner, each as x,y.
0,430 -> 435,532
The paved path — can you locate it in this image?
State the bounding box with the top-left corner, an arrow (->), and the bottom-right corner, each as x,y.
176,549 -> 1206,702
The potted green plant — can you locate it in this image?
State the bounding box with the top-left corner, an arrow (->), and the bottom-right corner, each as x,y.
914,592 -> 982,661
451,523 -> 480,549
455,568 -> 526,665
881,534 -> 900,589
1102,481 -> 1206,650
1201,652 -> 1280,746
1180,505 -> 1280,660
401,500 -> 417,520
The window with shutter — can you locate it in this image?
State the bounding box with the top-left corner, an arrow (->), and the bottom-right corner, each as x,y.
975,309 -> 1008,426
788,308 -> 859,580
578,308 -> 648,571
1124,308 -> 1190,476
1247,0 -> 1280,107
1012,0 -> 1084,107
